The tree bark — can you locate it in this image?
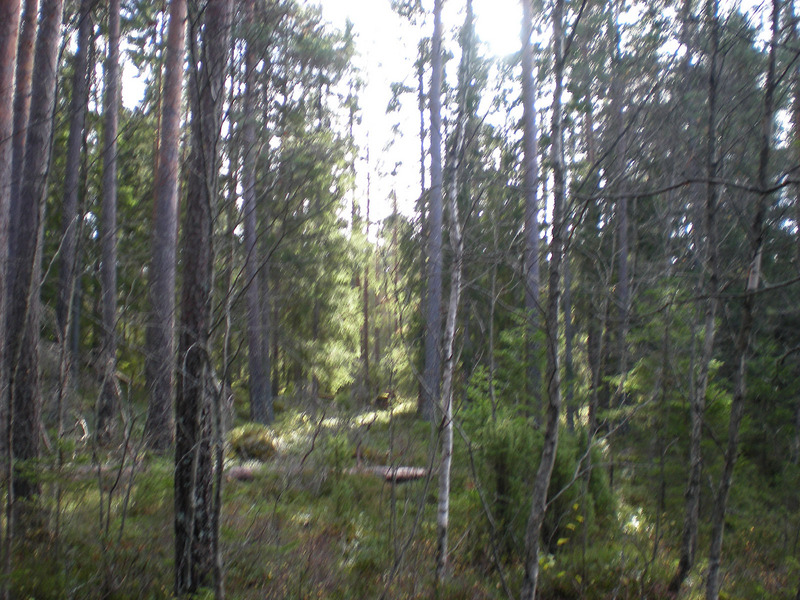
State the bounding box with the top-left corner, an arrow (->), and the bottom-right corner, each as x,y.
521,0 -> 565,595
97,0 -> 121,443
421,0 -> 444,422
436,0 -> 472,579
7,0 -> 64,519
7,0 -> 37,269
705,0 -> 777,597
521,0 -> 541,412
175,0 -> 232,594
0,0 -> 21,456
145,0 -> 187,451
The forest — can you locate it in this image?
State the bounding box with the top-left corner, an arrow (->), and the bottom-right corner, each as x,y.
0,0 -> 799,597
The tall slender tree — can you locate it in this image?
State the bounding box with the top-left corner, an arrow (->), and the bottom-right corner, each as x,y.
521,0 -> 565,594
609,0 -> 630,402
97,0 -> 121,442
175,0 -> 232,593
670,0 -> 720,592
421,0 -> 444,422
145,0 -> 187,451
242,0 -> 271,424
521,0 -> 541,411
7,0 -> 37,268
0,0 -> 21,470
436,0 -> 473,579
56,0 -> 93,355
705,1 -> 779,597
7,0 -> 65,518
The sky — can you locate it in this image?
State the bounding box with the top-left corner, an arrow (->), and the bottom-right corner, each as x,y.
313,0 -> 522,223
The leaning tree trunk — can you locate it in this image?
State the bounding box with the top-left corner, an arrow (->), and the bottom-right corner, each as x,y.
97,0 -> 121,443
175,0 -> 232,595
145,0 -> 187,452
521,0 -> 565,595
521,0 -> 541,413
7,0 -> 65,521
705,0 -> 777,598
670,0 -> 720,593
421,0 -> 444,422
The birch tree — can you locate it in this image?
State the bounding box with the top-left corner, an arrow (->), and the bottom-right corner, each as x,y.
436,0 -> 473,579
421,0 -> 444,422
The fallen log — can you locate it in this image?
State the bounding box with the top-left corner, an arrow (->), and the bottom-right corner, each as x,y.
348,465 -> 428,483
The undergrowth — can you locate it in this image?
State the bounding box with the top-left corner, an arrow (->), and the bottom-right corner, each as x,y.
2,393 -> 798,599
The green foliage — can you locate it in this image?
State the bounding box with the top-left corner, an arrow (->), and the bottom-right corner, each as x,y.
321,430 -> 353,472
461,387 -> 614,562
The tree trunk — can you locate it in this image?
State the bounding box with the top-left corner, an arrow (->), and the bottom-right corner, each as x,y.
421,0 -> 444,422
145,0 -> 187,451
97,0 -> 121,443
242,0 -> 271,424
363,158 -> 371,397
7,0 -> 65,521
7,0 -> 37,269
609,0 -> 630,404
521,0 -> 565,595
705,0 -> 777,597
175,0 -> 232,594
435,194 -> 463,582
56,0 -> 92,354
416,42 -> 428,415
794,0 -> 800,467
521,0 -> 541,413
436,0 -> 472,579
0,0 -> 21,460
563,258 -> 575,431
670,0 -> 720,593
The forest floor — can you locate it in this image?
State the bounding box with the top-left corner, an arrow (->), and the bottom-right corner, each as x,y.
5,389 -> 799,599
